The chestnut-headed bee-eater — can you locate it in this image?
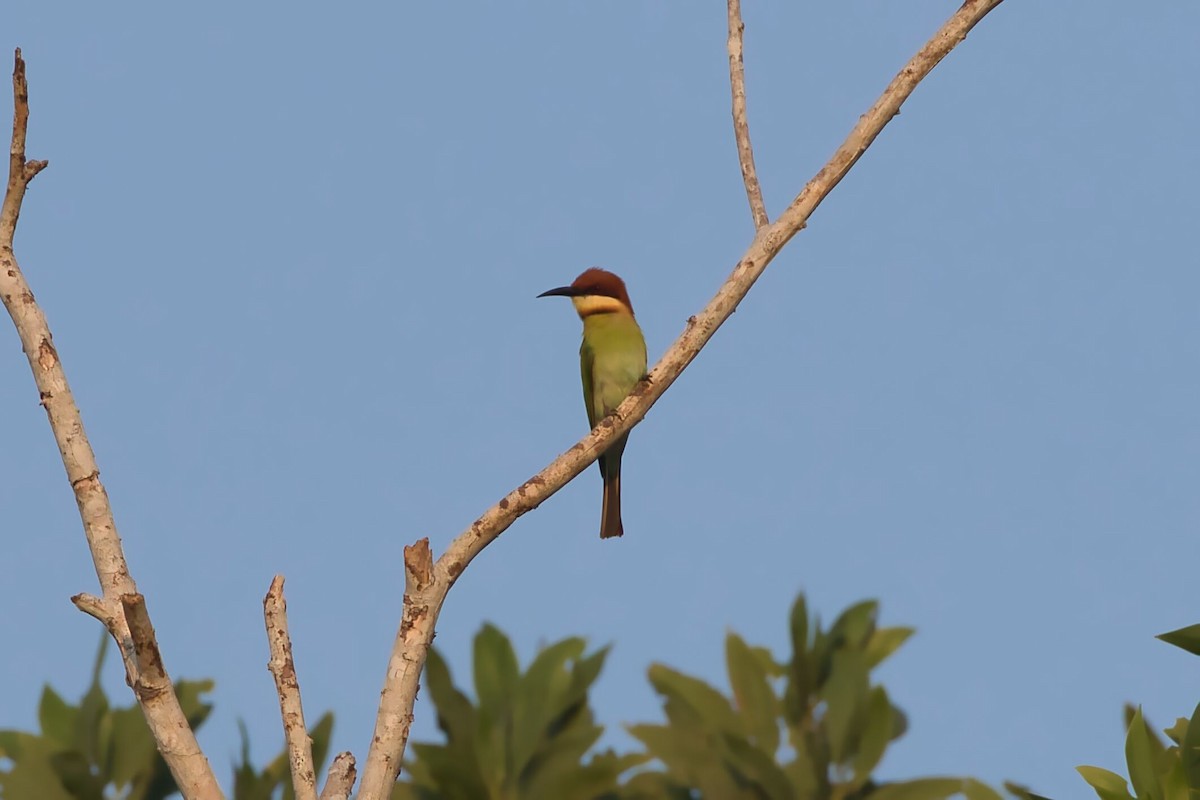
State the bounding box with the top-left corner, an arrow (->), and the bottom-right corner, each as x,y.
538,268 -> 648,539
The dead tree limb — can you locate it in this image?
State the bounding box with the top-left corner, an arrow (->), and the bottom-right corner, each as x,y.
0,49 -> 222,800
264,576 -> 320,800
356,1 -> 1006,796
727,0 -> 769,230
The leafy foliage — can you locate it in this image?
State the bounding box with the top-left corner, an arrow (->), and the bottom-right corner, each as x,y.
392,623 -> 642,800
233,713 -> 335,800
5,596 -> 1013,800
0,635 -> 333,800
623,596 -> 999,800
398,598 -> 1005,800
1075,628 -> 1200,800
0,635 -> 212,800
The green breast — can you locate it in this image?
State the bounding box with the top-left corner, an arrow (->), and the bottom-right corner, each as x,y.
579,313 -> 647,426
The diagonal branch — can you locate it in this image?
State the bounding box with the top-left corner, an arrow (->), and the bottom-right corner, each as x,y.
727,0 -> 769,230
0,49 -> 222,800
264,576 -> 319,800
356,0 -> 1006,796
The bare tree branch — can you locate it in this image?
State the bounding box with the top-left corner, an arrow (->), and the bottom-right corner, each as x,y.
264,576 -> 318,800
727,0 -> 769,230
318,752 -> 358,800
71,592 -> 113,627
0,49 -> 222,800
356,0 -> 1006,796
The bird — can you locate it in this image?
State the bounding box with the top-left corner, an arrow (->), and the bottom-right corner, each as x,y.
538,268 -> 648,538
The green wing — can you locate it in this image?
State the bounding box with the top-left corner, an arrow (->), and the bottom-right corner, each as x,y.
579,337 -> 599,428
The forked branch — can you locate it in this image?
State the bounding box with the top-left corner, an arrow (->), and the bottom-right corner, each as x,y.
356,0 -> 1006,796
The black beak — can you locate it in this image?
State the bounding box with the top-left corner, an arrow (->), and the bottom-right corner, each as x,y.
537,286 -> 578,298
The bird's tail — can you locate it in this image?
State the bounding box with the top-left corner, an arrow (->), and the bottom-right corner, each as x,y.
600,469 -> 623,539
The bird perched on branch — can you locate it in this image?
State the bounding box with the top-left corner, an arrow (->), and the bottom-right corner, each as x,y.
539,268 -> 648,539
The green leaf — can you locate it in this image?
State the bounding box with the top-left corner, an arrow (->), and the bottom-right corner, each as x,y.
626,723 -> 743,798
0,734 -> 75,800
1077,765 -> 1135,800
75,671 -> 110,767
813,600 -> 877,690
49,750 -> 106,800
470,625 -> 518,793
1004,781 -> 1057,800
891,703 -> 909,741
1164,717 -> 1189,746
233,748 -> 275,800
261,746 -> 292,800
864,626 -> 915,669
516,720 -> 608,798
36,686 -> 77,747
960,778 -> 1005,800
721,731 -> 795,800
410,742 -> 488,800
785,595 -> 814,723
473,623 -> 520,719
826,600 -> 879,653
789,595 -> 811,654
751,644 -> 785,678
647,664 -> 739,733
566,645 -> 609,702
1126,706 -> 1163,800
621,769 -> 695,800
105,704 -> 158,792
89,633 -> 108,684
726,632 -> 780,754
1123,704 -> 1169,763
868,776 -> 970,800
423,647 -> 477,744
783,724 -> 822,797
513,638 -> 588,767
1182,701 -> 1200,789
1162,757 -> 1189,800
1157,625 -> 1200,656
313,712 -> 336,771
851,686 -> 893,787
410,648 -> 487,798
819,650 -> 869,765
76,633 -> 111,770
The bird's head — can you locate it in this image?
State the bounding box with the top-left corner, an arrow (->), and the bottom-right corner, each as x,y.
537,267 -> 635,318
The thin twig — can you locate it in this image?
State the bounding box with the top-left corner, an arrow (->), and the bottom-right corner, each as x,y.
727,0 -> 769,230
319,752 -> 358,800
0,49 -> 221,800
71,592 -> 114,627
356,1 -> 1006,796
264,576 -> 318,800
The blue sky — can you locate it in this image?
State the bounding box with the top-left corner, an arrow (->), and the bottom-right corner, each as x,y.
2,2 -> 1198,798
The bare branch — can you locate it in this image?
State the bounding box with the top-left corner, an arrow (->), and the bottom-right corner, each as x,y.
71,592 -> 114,627
727,0 -> 769,230
264,576 -> 318,800
1,49 -> 47,245
357,1 -> 1006,796
319,752 -> 358,800
0,49 -> 222,800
